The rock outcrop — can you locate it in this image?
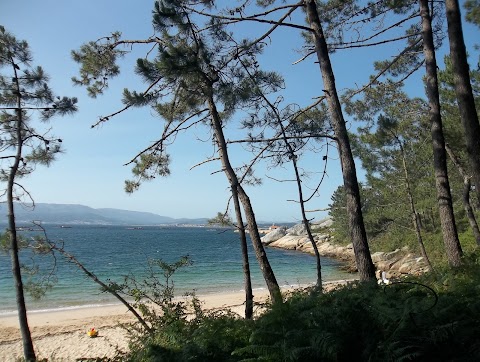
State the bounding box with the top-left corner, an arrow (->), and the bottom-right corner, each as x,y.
372,249 -> 429,279
262,218 -> 428,278
286,223 -> 307,236
260,226 -> 287,245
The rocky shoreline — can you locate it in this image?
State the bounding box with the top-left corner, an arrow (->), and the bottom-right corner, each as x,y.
261,218 -> 429,280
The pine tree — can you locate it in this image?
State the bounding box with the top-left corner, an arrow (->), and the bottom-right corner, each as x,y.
304,0 -> 376,280
439,57 -> 480,245
72,0 -> 283,304
0,26 -> 77,361
444,0 -> 480,206
418,0 -> 463,266
346,84 -> 433,268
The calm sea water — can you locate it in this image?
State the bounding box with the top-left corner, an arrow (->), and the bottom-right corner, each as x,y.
0,225 -> 353,314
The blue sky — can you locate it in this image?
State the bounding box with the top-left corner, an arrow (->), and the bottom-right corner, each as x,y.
1,0 -> 478,222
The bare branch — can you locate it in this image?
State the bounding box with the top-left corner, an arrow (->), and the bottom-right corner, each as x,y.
190,2 -> 311,32
305,207 -> 331,212
332,32 -> 420,50
292,50 -> 315,65
123,109 -> 209,166
190,156 -> 221,170
228,133 -> 335,144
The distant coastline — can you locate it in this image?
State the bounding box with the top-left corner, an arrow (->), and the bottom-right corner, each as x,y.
0,202 -> 292,227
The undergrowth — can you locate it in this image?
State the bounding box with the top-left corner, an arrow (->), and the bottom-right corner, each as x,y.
120,262 -> 480,362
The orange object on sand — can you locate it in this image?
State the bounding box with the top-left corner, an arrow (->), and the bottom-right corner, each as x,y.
87,327 -> 98,338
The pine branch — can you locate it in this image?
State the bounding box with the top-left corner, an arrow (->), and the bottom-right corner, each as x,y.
305,141 -> 331,203
92,75 -> 164,128
190,1 -> 310,32
227,134 -> 335,144
123,108 -> 209,166
332,32 -> 421,51
346,38 -> 422,98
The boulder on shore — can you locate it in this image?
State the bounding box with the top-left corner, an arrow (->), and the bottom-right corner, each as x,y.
261,227 -> 287,245
312,217 -> 333,229
286,223 -> 307,236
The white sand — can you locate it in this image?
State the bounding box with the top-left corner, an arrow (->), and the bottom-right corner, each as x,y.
0,281 -> 351,360
0,289 -> 268,361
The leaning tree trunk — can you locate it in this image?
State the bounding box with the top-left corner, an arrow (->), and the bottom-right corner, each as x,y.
445,0 -> 480,206
397,139 -> 433,270
445,143 -> 480,245
48,244 -> 152,332
206,90 -> 282,304
277,120 -> 323,289
419,0 -> 463,266
8,105 -> 36,360
291,154 -> 323,289
231,186 -> 254,318
304,0 -> 375,281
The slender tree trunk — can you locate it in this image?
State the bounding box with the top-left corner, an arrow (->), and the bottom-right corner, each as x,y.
291,154 -> 323,289
397,140 -> 433,270
419,0 -> 463,266
304,0 -> 375,281
231,187 -> 254,318
206,92 -> 282,304
277,123 -> 323,289
445,143 -> 480,245
8,105 -> 36,360
49,244 -> 152,332
444,0 -> 480,206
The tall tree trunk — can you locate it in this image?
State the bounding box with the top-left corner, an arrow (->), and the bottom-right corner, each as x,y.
419,0 -> 463,266
8,107 -> 36,360
445,143 -> 480,245
291,154 -> 323,289
231,187 -> 254,318
206,92 -> 282,304
445,0 -> 480,206
397,139 -> 433,270
304,0 -> 375,281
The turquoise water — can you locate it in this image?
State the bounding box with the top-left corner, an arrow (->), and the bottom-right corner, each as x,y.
0,225 -> 353,314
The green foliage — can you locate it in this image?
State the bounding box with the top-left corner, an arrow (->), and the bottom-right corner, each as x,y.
207,211 -> 233,226
465,0 -> 480,27
0,229 -> 58,299
106,256 -> 192,331
328,185 -> 349,244
128,311 -> 252,362
0,230 -> 28,251
332,67 -> 480,263
439,55 -> 480,190
71,32 -> 124,98
238,271 -> 480,361
72,0 -> 286,193
120,268 -> 480,361
0,26 -> 78,185
125,153 -> 171,193
104,256 -> 252,362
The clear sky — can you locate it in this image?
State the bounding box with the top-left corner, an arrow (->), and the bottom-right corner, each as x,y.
1,1 -> 478,222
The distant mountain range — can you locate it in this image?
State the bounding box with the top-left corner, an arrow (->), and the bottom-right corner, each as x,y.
0,203 -> 210,226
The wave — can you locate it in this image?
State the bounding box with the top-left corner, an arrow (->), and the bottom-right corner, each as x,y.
0,302 -> 123,317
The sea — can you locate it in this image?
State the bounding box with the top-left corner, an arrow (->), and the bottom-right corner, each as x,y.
0,225 -> 354,315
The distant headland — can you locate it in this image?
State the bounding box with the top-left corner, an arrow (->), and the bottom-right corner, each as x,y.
0,203 -> 289,227
0,203 -> 208,226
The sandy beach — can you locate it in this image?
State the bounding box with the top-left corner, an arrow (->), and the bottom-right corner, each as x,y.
0,281 -> 350,361
0,289 -> 270,361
